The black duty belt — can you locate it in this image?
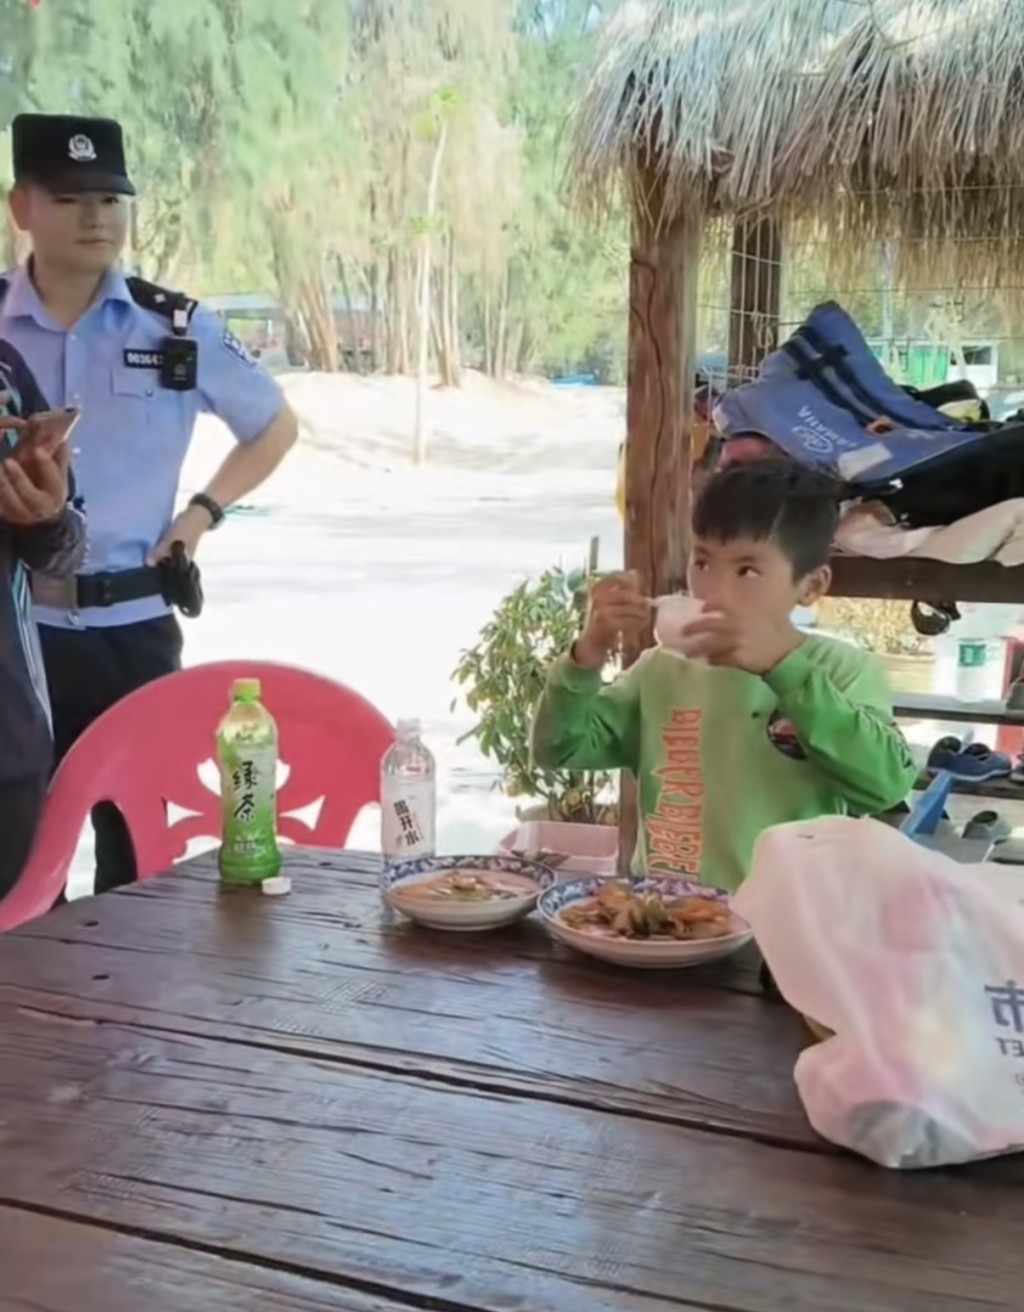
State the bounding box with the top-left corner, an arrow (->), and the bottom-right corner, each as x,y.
33,546 -> 204,619
74,567 -> 164,609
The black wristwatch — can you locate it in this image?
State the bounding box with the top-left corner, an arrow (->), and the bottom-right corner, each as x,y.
189,492 -> 226,528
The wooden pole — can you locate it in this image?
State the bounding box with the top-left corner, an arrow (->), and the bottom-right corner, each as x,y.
618,199 -> 701,874
728,216 -> 781,380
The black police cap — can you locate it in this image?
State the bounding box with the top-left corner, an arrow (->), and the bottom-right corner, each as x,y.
11,114 -> 135,197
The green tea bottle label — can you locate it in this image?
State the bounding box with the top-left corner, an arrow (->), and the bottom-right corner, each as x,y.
217,678 -> 282,885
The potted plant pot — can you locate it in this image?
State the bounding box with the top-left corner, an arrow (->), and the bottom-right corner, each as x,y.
498,817 -> 618,878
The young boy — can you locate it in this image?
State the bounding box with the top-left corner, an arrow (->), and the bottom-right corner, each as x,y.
0,345 -> 85,900
532,459 -> 916,892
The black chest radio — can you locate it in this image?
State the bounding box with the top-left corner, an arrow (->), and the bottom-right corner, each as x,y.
160,303 -> 198,392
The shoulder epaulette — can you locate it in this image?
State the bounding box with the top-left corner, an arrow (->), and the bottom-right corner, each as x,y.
125,277 -> 198,330
0,275 -> 199,328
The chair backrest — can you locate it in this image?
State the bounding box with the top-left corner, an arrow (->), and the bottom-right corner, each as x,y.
1,661 -> 394,930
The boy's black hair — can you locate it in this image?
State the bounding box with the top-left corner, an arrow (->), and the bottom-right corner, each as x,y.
692,458 -> 842,578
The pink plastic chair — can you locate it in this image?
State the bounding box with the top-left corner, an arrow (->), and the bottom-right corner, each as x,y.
0,661 -> 394,930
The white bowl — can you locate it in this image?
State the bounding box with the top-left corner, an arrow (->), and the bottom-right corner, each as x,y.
653,594 -> 706,660
384,854 -> 555,932
538,876 -> 752,969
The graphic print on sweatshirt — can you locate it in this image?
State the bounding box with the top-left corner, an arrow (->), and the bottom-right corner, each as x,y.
647,707 -> 704,874
766,708 -> 808,761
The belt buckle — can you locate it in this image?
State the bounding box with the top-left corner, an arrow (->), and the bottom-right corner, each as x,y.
93,574 -> 116,607
30,573 -> 77,609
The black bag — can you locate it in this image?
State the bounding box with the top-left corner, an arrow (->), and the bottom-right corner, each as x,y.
860,421 -> 1024,527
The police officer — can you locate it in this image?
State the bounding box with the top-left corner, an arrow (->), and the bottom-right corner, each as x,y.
3,113 -> 298,894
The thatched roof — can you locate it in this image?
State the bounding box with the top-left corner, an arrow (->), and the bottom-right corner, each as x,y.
569,0 -> 1024,281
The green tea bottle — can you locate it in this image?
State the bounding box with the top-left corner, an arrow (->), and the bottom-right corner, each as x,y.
216,678 -> 282,885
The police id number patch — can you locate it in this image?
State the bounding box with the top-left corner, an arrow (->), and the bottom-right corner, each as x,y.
124,348 -> 165,369
222,329 -> 257,366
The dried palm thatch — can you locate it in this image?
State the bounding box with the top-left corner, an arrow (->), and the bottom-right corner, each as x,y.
569,0 -> 1024,286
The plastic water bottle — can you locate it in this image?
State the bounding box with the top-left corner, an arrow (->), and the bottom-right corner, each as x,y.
381,719 -> 436,866
955,638 -> 993,704
216,678 -> 282,886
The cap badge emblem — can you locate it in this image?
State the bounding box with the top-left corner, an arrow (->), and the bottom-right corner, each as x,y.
68,134 -> 97,163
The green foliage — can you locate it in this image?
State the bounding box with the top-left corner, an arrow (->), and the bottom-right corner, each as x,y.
451,563 -> 614,823
0,0 -> 627,381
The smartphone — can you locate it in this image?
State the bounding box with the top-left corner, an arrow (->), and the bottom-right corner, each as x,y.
10,407 -> 81,461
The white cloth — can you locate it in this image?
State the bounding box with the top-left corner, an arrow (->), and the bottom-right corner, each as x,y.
836,499 -> 1024,568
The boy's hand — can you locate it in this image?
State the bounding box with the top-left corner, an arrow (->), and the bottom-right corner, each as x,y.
574,571 -> 649,669
681,609 -> 803,676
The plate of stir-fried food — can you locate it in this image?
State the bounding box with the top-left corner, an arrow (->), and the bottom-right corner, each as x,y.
538,877 -> 752,967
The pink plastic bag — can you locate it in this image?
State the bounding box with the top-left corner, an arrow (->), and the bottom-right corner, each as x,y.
734,817 -> 1024,1168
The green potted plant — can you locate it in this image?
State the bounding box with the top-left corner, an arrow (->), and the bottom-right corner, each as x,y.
451,563 -> 619,874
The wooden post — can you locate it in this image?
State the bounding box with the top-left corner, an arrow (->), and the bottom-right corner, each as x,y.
617,200 -> 702,874
728,216 -> 781,380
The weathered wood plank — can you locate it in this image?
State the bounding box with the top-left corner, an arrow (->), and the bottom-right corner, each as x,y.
621,198 -> 702,871
0,1013 -> 1019,1312
4,852 -> 814,1149
829,555 -> 1024,604
21,848 -> 766,997
625,203 -> 699,620
0,1205 -> 405,1312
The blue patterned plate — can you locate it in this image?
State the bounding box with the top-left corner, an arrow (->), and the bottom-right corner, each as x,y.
384,853 -> 555,932
538,876 -> 752,969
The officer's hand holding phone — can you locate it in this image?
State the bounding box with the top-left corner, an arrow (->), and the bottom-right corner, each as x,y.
0,439 -> 71,526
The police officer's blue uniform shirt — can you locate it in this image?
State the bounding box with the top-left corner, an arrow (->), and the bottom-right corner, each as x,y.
0,263 -> 286,629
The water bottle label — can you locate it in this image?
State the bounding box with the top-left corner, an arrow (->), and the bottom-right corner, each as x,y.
382,780 -> 436,861
958,640 -> 989,670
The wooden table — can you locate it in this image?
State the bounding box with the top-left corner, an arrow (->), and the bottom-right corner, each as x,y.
1,850 -> 1021,1312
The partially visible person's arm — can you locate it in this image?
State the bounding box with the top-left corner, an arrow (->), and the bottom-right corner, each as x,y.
531,651 -> 643,773
11,500 -> 85,575
765,647 -> 917,814
149,308 -> 298,563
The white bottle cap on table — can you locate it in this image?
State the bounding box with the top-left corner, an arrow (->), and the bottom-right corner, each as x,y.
261,876 -> 292,897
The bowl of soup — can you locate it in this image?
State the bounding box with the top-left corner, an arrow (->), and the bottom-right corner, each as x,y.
384,854 -> 556,931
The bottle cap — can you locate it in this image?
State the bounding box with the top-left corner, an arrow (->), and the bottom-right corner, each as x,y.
261,875 -> 291,896
232,678 -> 262,701
396,717 -> 421,738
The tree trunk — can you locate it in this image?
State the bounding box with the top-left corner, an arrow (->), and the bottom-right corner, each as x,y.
368,257 -> 381,372
385,249 -> 402,374
495,265 -> 510,380
297,263 -> 338,373
443,230 -> 460,385
514,321 -> 532,375
337,257 -> 362,373
430,265 -> 446,375
413,118 -> 449,465
433,230 -> 461,388
482,284 -> 494,376
397,252 -> 412,374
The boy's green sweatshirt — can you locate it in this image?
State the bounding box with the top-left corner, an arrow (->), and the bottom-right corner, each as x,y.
532,636 -> 917,892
